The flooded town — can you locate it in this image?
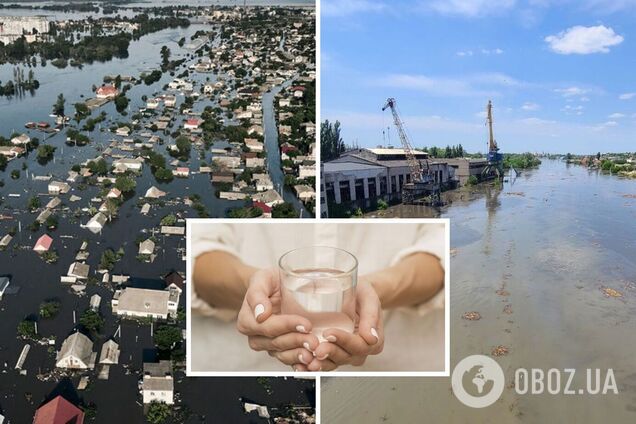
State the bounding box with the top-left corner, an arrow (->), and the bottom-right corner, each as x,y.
0,1 -> 315,423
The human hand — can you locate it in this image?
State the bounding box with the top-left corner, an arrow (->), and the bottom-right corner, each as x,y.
236,268 -> 320,369
296,279 -> 384,371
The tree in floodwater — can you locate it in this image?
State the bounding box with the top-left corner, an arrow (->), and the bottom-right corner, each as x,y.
53,93 -> 65,116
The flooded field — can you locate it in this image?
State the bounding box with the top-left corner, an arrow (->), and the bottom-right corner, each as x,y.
324,159 -> 636,423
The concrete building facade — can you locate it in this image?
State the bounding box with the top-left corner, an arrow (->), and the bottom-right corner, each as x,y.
323,148 -> 456,210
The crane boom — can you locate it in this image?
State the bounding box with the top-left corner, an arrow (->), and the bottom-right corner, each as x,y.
382,97 -> 426,183
486,100 -> 498,153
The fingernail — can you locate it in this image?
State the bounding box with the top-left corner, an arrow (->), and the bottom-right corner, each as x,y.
298,353 -> 308,365
254,304 -> 265,319
325,335 -> 337,343
371,327 -> 379,342
303,342 -> 311,351
317,353 -> 329,360
296,325 -> 308,333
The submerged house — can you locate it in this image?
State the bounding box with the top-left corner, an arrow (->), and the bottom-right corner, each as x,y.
56,332 -> 96,370
33,234 -> 53,253
138,239 -> 155,255
111,286 -> 179,320
142,360 -> 174,405
99,340 -> 120,365
85,212 -> 107,234
33,395 -> 85,424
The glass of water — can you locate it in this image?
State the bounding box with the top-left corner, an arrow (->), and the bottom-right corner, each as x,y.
279,246 -> 357,341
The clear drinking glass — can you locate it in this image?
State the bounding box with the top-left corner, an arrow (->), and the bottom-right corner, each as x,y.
279,246 -> 357,341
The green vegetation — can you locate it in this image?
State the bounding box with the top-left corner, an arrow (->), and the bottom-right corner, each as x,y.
79,309 -> 104,333
466,175 -> 478,186
36,145 -> 56,162
503,153 -> 541,169
0,67 -> 40,96
41,250 -> 59,264
154,325 -> 181,351
115,176 -> 136,194
227,207 -> 263,218
143,70 -> 163,86
53,93 -> 65,116
377,199 -> 389,210
100,248 -> 123,271
39,300 -> 61,319
27,196 -> 41,212
66,128 -> 90,146
272,202 -> 299,218
146,401 -> 171,424
17,319 -> 37,339
114,95 -> 129,114
320,120 -> 345,162
422,144 -> 465,158
160,214 -> 177,226
10,169 -> 20,179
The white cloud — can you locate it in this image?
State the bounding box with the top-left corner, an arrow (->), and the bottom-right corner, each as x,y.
322,0 -> 386,17
425,0 -> 516,18
592,120 -> 619,131
562,104 -> 584,115
545,25 -> 624,55
579,96 -> 590,102
608,112 -> 626,119
521,102 -> 540,111
554,87 -> 589,97
457,48 -> 504,57
372,72 -> 522,97
619,92 -> 636,100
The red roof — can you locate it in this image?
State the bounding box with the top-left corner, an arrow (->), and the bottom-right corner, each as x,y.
33,234 -> 53,252
281,143 -> 298,154
253,201 -> 272,213
33,395 -> 85,424
185,119 -> 201,127
291,86 -> 306,91
96,85 -> 118,95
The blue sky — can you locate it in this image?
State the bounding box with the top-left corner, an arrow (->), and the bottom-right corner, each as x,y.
321,0 -> 636,154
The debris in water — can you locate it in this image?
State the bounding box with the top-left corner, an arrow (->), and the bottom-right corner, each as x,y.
506,192 -> 525,197
491,345 -> 510,357
503,304 -> 513,314
462,311 -> 481,321
496,289 -> 510,297
450,248 -> 458,257
601,287 -> 623,298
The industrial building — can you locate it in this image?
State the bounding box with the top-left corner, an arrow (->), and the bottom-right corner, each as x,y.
322,148 -> 456,210
0,16 -> 49,44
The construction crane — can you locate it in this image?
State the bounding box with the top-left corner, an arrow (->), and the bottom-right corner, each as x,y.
483,100 -> 504,179
382,97 -> 436,204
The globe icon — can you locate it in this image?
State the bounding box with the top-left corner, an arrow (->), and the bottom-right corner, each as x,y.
462,365 -> 495,397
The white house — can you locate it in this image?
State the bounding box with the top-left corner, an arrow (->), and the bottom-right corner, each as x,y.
85,212 -> 107,234
244,138 -> 264,152
138,239 -> 155,255
299,164 -> 316,179
111,287 -> 179,320
112,158 -> 143,173
99,340 -> 120,365
48,181 -> 70,195
56,332 -> 96,370
142,361 -> 174,405
11,134 -> 30,145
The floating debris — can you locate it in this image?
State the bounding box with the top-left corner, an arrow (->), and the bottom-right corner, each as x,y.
503,304 -> 513,314
462,311 -> 481,321
601,287 -> 623,298
491,345 -> 510,357
506,192 -> 525,197
496,289 -> 510,297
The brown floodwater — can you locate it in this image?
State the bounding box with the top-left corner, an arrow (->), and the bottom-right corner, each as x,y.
324,159 -> 636,423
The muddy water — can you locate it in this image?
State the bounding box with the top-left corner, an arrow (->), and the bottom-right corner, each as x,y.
324,159 -> 636,423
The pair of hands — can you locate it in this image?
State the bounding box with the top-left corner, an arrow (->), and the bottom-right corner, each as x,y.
236,269 -> 384,371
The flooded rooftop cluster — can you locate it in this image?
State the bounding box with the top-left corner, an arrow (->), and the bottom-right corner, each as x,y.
0,2 -> 316,423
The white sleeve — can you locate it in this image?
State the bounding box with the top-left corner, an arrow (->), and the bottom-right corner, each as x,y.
190,223 -> 240,320
390,223 -> 446,316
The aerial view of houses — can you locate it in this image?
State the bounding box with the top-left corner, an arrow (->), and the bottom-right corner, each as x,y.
0,2 -> 315,423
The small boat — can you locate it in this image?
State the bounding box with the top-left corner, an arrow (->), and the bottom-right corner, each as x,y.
37,121 -> 50,129
25,122 -> 36,129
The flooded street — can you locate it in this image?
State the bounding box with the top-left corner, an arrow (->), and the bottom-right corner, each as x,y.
324,159 -> 636,423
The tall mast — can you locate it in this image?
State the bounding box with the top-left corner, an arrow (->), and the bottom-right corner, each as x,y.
487,100 -> 497,152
